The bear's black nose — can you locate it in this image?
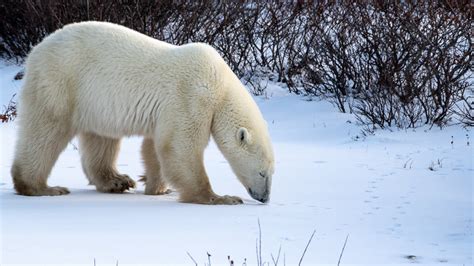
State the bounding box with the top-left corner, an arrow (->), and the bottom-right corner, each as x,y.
248,188 -> 269,203
258,194 -> 269,203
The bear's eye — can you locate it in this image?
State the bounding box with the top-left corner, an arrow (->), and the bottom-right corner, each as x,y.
259,172 -> 266,178
239,132 -> 245,142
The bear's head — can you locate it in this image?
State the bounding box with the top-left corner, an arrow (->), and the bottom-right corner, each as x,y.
212,105 -> 275,203
229,126 -> 274,203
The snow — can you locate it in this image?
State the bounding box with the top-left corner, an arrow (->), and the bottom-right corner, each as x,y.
0,61 -> 472,266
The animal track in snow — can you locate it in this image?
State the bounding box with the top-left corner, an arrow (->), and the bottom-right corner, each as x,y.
313,160 -> 327,164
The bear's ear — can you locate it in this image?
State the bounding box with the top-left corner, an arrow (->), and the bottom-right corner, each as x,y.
237,127 -> 251,145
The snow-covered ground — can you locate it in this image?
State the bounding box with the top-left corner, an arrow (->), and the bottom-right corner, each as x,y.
0,61 -> 472,266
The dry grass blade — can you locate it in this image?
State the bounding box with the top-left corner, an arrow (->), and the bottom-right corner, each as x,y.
207,252 -> 212,266
271,244 -> 281,266
298,229 -> 316,266
337,234 -> 349,266
256,218 -> 262,266
186,251 -> 198,266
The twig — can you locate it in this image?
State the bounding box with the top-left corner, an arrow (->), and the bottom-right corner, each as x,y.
259,219 -> 262,266
298,229 -> 316,266
256,219 -> 262,266
186,251 -> 198,266
403,158 -> 412,169
337,234 -> 349,266
69,141 -> 79,150
256,239 -> 259,266
207,252 -> 212,266
271,245 -> 281,266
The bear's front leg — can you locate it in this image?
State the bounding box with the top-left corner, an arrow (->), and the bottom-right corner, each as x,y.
155,134 -> 242,205
141,138 -> 171,195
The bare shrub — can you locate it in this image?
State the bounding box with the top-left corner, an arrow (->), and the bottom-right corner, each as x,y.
298,2 -> 472,128
0,94 -> 17,123
0,1 -> 471,128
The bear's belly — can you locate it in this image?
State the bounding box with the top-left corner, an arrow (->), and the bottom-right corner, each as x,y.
72,103 -> 157,138
70,84 -> 173,138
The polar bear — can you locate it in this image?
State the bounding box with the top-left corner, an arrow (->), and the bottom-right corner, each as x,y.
11,21 -> 274,204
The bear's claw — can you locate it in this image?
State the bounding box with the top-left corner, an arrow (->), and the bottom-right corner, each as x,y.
209,195 -> 243,205
96,174 -> 136,193
37,186 -> 70,196
145,187 -> 172,195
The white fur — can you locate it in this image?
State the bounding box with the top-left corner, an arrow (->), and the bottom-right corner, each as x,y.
11,21 -> 274,204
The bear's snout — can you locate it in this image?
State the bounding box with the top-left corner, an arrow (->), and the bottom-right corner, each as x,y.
248,187 -> 269,203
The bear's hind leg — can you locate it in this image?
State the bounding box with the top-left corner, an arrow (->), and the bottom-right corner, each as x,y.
12,122 -> 73,196
141,138 -> 171,195
79,133 -> 135,193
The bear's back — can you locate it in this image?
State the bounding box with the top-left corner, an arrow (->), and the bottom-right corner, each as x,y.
21,21 -> 238,137
27,22 -> 174,72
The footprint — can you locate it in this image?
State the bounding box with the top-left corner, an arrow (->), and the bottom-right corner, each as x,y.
313,160 -> 327,164
403,255 -> 419,263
